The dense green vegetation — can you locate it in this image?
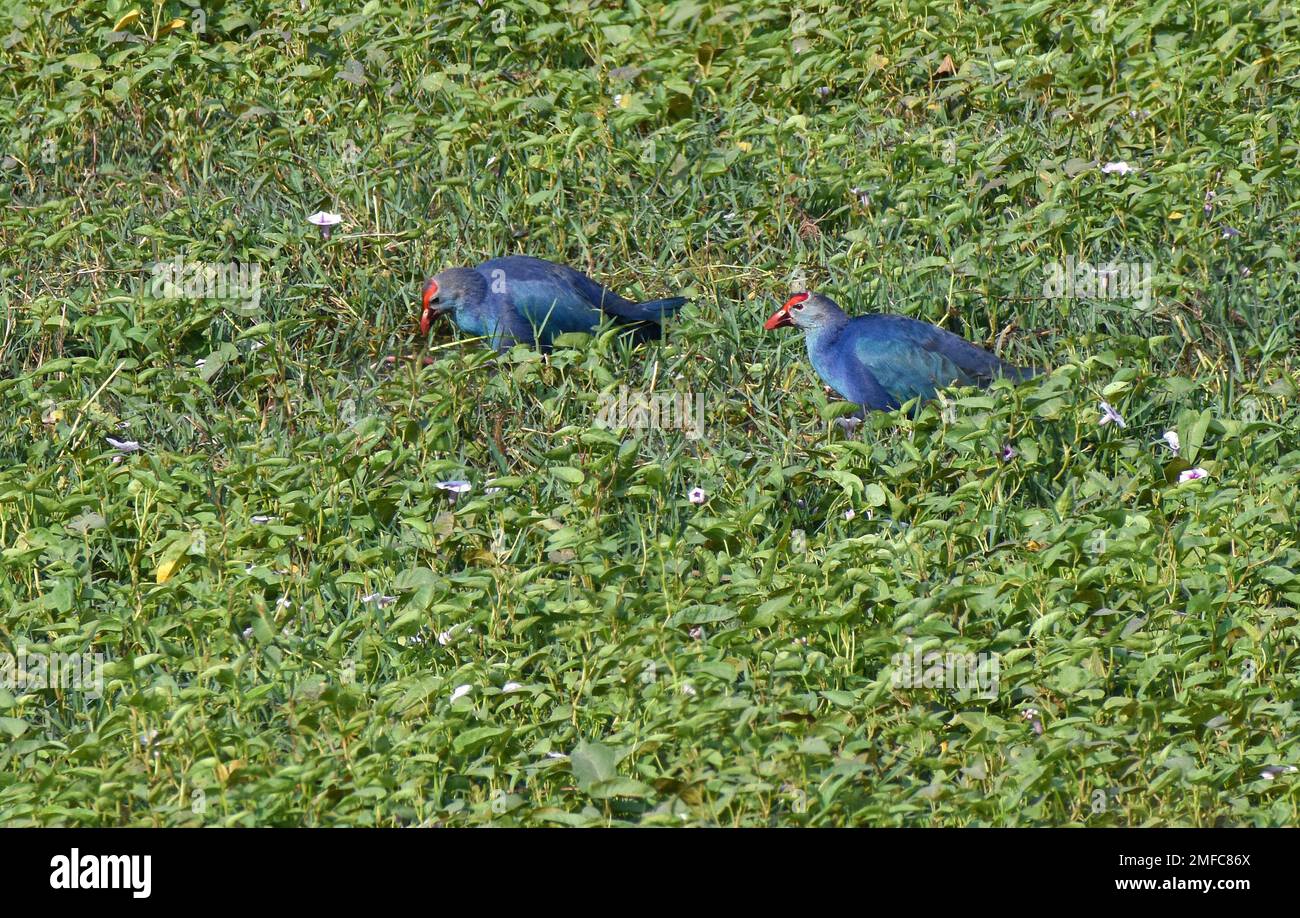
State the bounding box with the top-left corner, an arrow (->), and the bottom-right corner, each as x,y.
2,0 -> 1298,825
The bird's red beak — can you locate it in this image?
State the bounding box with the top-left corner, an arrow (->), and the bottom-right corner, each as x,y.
764,293 -> 807,330
420,279 -> 439,335
764,307 -> 793,330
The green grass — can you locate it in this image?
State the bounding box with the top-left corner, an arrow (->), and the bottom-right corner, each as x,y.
2,0 -> 1299,825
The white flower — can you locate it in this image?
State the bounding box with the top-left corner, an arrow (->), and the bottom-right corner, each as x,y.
1098,401 -> 1126,428
251,515 -> 276,524
1178,467 -> 1209,483
502,681 -> 524,693
689,626 -> 704,640
360,592 -> 396,608
1161,430 -> 1180,452
106,437 -> 141,453
1101,161 -> 1134,175
449,684 -> 472,703
688,487 -> 707,504
1261,765 -> 1297,780
276,596 -> 292,609
843,508 -> 856,521
242,626 -> 254,639
438,625 -> 472,646
436,480 -> 472,494
681,683 -> 697,697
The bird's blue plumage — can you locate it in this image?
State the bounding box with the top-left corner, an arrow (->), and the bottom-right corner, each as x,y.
428,255 -> 686,351
772,294 -> 1034,414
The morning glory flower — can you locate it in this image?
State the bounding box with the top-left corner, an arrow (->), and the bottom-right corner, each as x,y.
502,682 -> 524,693
307,211 -> 343,239
1221,226 -> 1241,239
1022,708 -> 1044,735
449,684 -> 472,703
1260,765 -> 1297,780
360,592 -> 396,608
1098,401 -> 1126,428
106,437 -> 142,452
1101,161 -> 1134,175
688,487 -> 707,504
436,480 -> 472,494
843,508 -> 856,521
1178,467 -> 1209,483
1161,430 -> 1180,452
1001,444 -> 1018,462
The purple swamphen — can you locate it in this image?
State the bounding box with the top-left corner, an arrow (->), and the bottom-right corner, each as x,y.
764,291 -> 1035,415
421,255 -> 686,351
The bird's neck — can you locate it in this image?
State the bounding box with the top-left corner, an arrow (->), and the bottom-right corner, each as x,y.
804,314 -> 850,353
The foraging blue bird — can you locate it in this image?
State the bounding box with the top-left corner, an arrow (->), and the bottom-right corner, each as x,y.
421,255 -> 686,351
764,292 -> 1034,414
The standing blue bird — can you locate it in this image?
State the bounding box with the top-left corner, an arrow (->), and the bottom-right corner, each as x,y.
420,255 -> 686,351
764,291 -> 1034,414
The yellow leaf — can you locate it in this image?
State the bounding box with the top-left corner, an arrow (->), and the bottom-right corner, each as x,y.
156,555 -> 182,583
1168,211 -> 1184,220
154,533 -> 193,583
157,17 -> 188,36
112,10 -> 141,32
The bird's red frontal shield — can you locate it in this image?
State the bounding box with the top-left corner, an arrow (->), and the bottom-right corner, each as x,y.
420,280 -> 439,334
764,293 -> 808,330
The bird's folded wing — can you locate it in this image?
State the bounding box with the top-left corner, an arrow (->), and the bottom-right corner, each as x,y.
848,334 -> 966,407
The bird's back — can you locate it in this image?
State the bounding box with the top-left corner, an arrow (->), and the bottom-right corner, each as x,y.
817,314 -> 1028,408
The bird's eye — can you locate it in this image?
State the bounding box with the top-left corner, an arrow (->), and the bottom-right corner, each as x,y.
794,303 -> 805,311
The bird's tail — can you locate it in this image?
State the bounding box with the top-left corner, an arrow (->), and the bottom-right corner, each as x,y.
1002,362 -> 1040,382
624,296 -> 687,322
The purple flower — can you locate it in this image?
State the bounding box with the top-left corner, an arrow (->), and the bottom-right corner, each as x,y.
1098,401 -> 1126,429
688,487 -> 707,504
1178,467 -> 1209,483
307,211 -> 343,240
1000,444 -> 1017,462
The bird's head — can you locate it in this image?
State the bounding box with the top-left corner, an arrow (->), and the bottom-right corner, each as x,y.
763,291 -> 843,331
420,268 -> 488,335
